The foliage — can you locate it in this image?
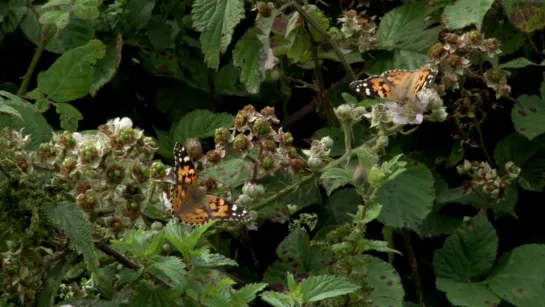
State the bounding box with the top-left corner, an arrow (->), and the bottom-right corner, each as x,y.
1,0 -> 545,306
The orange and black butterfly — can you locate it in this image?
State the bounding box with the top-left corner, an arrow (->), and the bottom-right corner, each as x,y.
168,142 -> 251,225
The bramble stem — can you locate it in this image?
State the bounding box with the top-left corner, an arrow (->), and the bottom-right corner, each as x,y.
473,116 -> 493,166
18,25 -> 50,96
401,228 -> 425,306
289,2 -> 357,81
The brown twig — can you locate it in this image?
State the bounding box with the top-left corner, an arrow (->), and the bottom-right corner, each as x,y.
283,76 -> 319,92
401,229 -> 424,306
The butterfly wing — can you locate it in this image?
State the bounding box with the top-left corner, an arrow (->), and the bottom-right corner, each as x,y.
349,70 -> 413,99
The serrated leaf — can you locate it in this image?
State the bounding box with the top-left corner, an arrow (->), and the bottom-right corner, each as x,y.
42,202 -> 98,276
147,255 -> 187,287
200,156 -> 251,188
300,275 -> 360,302
364,255 -> 405,306
260,291 -> 296,307
37,39 -> 106,103
511,94 -> 545,140
494,132 -> 537,167
233,27 -> 264,94
503,0 -> 545,33
442,0 -> 494,30
39,10 -> 64,25
377,162 -> 435,231
172,109 -> 233,143
232,283 -> 268,304
498,57 -> 544,69
55,102 -> 83,131
42,0 -> 72,8
377,2 -> 441,53
192,0 -> 245,69
213,63 -> 249,96
37,254 -> 77,307
90,34 -> 123,96
434,216 -> 500,306
126,0 -> 156,30
320,167 -> 353,196
0,95 -> 53,150
363,239 -> 402,255
130,282 -> 173,307
192,252 -> 238,268
111,230 -> 156,259
163,219 -> 216,260
487,244 -> 545,307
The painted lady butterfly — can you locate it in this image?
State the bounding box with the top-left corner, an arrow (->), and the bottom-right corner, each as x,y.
168,142 -> 250,225
349,65 -> 437,101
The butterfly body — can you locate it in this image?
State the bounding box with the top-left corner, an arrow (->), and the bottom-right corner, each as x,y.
349,65 -> 437,101
169,142 -> 250,225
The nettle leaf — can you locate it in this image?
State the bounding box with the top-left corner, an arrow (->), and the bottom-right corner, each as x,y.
233,27 -> 265,94
90,34 -> 123,96
163,219 -> 216,260
442,0 -> 495,30
37,39 -> 106,103
192,0 -> 245,69
300,275 -> 360,303
377,161 -> 435,231
172,109 -> 233,143
511,92 -> 545,140
55,102 -> 83,131
232,283 -> 268,305
320,167 -> 353,196
42,202 -> 98,276
376,2 -> 441,53
192,252 -> 238,268
0,95 -> 53,150
502,0 -> 545,33
147,255 -> 187,287
364,255 -> 405,306
434,215 -> 500,306
130,282 -> 173,307
498,57 -> 545,69
363,240 -> 402,255
487,244 -> 545,307
111,230 -> 157,260
38,254 -> 77,307
260,291 -> 296,307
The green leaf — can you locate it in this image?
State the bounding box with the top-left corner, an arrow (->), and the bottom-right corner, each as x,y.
37,254 -> 77,307
192,0 -> 245,69
320,167 -> 353,196
435,280 -> 500,307
300,275 -> 360,303
260,291 -> 296,307
172,109 -> 233,143
0,95 -> 53,150
482,19 -> 524,55
487,244 -> 545,307
232,283 -> 268,305
363,239 -> 402,255
0,101 -> 23,119
213,63 -> 249,96
434,215 -> 500,306
377,2 -> 441,53
55,102 -> 83,131
90,34 -> 123,96
233,27 -> 264,94
130,282 -> 173,307
364,255 -> 405,306
163,219 -> 216,260
192,252 -> 238,268
39,10 -> 64,25
442,0 -> 495,30
73,2 -> 100,20
377,162 -> 435,231
126,0 -> 156,30
42,202 -> 98,276
494,132 -> 537,167
499,57 -> 545,69
263,229 -> 310,287
201,156 -> 252,188
37,39 -> 106,103
420,212 -> 463,237
518,155 -> 545,191
147,255 -> 187,287
511,94 -> 545,140
42,0 -> 72,9
325,188 -> 361,225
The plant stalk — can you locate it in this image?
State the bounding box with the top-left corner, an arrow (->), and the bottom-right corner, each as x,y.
18,25 -> 50,96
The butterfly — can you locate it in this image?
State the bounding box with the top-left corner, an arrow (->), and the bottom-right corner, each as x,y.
168,142 -> 251,225
349,65 -> 437,102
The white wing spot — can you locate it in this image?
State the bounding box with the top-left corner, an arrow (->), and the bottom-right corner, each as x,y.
232,205 -> 238,211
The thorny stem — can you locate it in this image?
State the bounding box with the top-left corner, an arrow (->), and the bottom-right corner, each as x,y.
401,229 -> 425,307
472,115 -> 493,166
288,2 -> 357,81
96,241 -> 172,288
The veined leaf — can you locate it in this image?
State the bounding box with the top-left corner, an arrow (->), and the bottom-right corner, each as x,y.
147,255 -> 187,287
90,33 -> 123,96
192,0 -> 245,69
55,102 -> 83,131
511,93 -> 545,140
300,275 -> 360,302
192,252 -> 238,268
320,167 -> 353,196
172,109 -> 233,143
442,0 -> 494,30
233,27 -> 265,94
232,283 -> 268,305
37,39 -> 106,103
364,255 -> 405,306
42,202 -> 98,276
0,102 -> 23,119
260,291 -> 296,307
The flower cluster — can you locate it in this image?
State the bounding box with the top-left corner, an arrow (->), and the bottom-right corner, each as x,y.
302,136 -> 334,170
456,160 -> 520,200
428,30 -> 506,96
210,105 -> 307,178
336,9 -> 378,53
